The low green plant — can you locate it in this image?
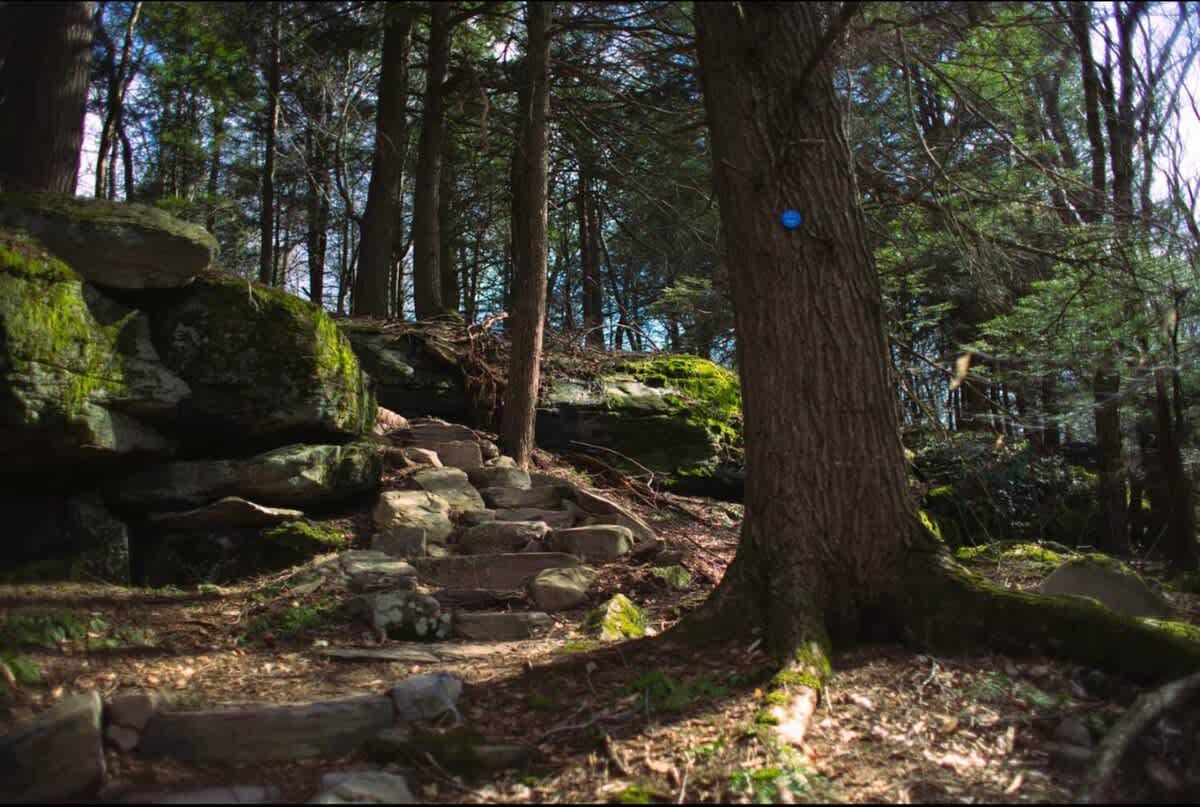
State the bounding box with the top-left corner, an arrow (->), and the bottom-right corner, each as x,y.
728,765 -> 825,803
688,739 -> 725,763
243,599 -> 336,639
0,610 -> 92,649
627,670 -> 729,713
650,565 -> 692,590
614,784 -> 657,803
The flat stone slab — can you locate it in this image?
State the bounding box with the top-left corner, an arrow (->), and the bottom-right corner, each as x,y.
494,508 -> 577,529
408,419 -> 479,445
137,695 -> 394,763
481,486 -> 564,510
403,447 -> 442,467
468,466 -> 531,490
415,552 -> 581,589
117,784 -> 281,804
457,520 -> 549,554
427,440 -> 483,470
453,611 -> 554,640
413,467 -> 485,513
549,525 -> 633,563
146,497 -> 304,530
318,646 -> 446,664
310,771 -> 415,804
570,488 -> 658,544
0,194 -> 216,288
0,691 -> 105,803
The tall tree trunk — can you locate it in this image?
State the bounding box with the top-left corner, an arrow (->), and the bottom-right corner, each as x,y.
356,3 -> 414,317
305,122 -> 330,306
439,133 -> 458,314
118,113 -> 135,200
0,2 -> 93,193
412,2 -> 450,319
577,156 -> 604,346
686,1 -> 922,654
205,113 -> 225,232
258,6 -> 281,285
500,2 -> 551,468
1155,368 -> 1198,572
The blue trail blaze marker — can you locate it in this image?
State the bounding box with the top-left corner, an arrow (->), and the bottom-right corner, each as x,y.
780,209 -> 803,230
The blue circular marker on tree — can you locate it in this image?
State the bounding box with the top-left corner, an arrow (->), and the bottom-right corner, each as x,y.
781,209 -> 803,230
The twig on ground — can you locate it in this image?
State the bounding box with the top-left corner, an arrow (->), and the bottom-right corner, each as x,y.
1084,669 -> 1200,803
421,752 -> 495,802
603,732 -> 631,777
540,708 -> 635,739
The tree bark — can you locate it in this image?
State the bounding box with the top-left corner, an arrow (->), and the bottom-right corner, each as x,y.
258,6 -> 281,285
305,121 -> 331,306
412,2 -> 451,319
499,2 -> 552,469
577,154 -> 604,347
0,2 -> 93,193
95,1 -> 141,200
686,2 -> 922,654
356,3 -> 414,317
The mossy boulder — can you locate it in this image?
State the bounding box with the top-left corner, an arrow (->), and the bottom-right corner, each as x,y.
152,275 -> 374,446
0,193 -> 216,288
584,593 -> 648,640
537,355 -> 742,483
1038,554 -> 1173,619
0,231 -> 187,470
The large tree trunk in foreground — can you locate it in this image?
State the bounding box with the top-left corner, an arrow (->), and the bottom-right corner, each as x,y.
0,2 -> 92,193
680,4 -> 1200,748
689,0 -> 921,655
499,2 -> 551,469
412,2 -> 450,319
355,3 -> 414,317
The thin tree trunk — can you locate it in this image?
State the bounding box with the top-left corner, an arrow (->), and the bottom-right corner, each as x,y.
206,113 -> 225,231
259,6 -> 281,285
0,2 -> 93,193
305,122 -> 330,306
577,155 -> 604,346
356,3 -> 414,317
118,113 -> 134,200
1155,369 -> 1197,572
96,1 -> 141,199
1094,363 -> 1127,554
500,1 -> 551,468
412,2 -> 450,319
439,133 -> 458,314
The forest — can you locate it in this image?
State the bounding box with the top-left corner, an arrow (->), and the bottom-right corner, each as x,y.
3,1 -> 1200,803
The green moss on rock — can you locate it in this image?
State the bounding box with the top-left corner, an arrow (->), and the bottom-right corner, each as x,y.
155,275 -> 375,441
617,355 -> 742,448
584,593 -> 647,640
262,520 -> 348,556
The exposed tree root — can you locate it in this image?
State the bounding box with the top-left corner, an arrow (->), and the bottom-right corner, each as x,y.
1084,669 -> 1200,803
901,547 -> 1200,685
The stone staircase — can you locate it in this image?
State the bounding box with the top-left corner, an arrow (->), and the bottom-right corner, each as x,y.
358,411 -> 662,644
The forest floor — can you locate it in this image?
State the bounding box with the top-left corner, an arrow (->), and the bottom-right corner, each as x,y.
2,454 -> 1199,804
